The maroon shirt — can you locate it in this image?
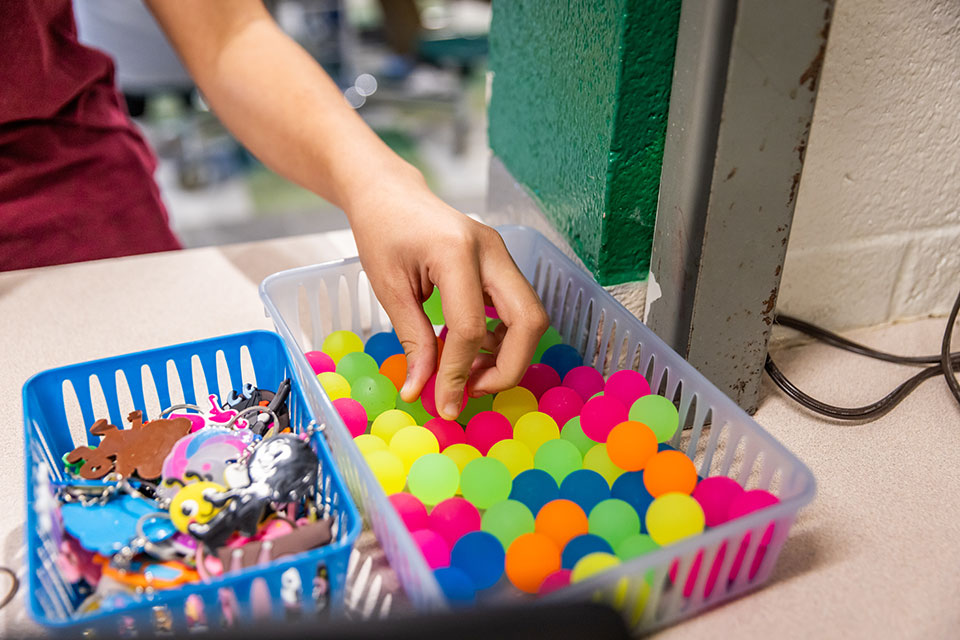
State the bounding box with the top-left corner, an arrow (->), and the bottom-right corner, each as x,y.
0,0 -> 181,272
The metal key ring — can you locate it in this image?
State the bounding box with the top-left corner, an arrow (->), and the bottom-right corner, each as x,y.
224,405 -> 280,430
0,567 -> 18,611
160,404 -> 203,417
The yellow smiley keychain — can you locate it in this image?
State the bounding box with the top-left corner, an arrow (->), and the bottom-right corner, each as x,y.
169,482 -> 226,533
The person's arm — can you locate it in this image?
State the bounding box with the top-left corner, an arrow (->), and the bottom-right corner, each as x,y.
144,0 -> 548,419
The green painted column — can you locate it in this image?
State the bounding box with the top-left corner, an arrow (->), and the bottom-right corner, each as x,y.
488,0 -> 681,285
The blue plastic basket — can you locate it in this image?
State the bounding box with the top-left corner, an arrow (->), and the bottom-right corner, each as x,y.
23,330 -> 362,634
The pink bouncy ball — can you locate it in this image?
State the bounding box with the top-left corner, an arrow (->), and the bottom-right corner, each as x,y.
465,411 -> 513,455
579,396 -> 628,443
333,397 -> 368,437
538,387 -> 584,431
519,363 -> 562,400
604,370 -> 651,408
692,476 -> 746,527
305,350 -> 336,375
424,418 -> 467,451
562,366 -> 606,402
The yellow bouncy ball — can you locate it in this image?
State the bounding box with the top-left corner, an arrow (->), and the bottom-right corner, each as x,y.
645,492 -> 706,546
169,482 -> 225,533
318,371 -> 351,400
321,330 -> 364,364
513,412 -> 560,455
570,551 -> 621,583
354,433 -> 388,455
364,449 -> 406,495
370,409 -> 416,445
492,386 -> 538,426
389,425 -> 440,472
487,439 -> 534,478
583,444 -> 625,487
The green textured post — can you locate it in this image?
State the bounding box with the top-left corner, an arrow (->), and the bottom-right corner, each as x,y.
488,0 -> 681,285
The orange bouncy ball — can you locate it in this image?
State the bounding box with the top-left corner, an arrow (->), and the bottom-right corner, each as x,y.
379,353 -> 407,392
606,421 -> 658,471
643,450 -> 698,497
505,532 -> 561,593
535,499 -> 589,548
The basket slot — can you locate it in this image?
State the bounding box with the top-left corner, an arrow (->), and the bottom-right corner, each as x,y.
573,297 -> 594,358
58,379 -> 87,450
698,415 -> 728,478
765,467 -> 784,496
639,563 -> 670,627
584,307 -> 604,368
160,359 -> 186,408
595,318 -> 615,374
223,349 -> 246,399
196,351 -> 221,404
561,288 -> 583,344
736,444 -> 763,488
117,369 -> 145,421
67,375 -> 97,442
94,371 -> 123,430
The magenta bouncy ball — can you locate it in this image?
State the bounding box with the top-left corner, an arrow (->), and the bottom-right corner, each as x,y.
305,350 -> 336,375
420,373 -> 468,419
429,497 -> 481,548
519,363 -> 562,400
389,493 -> 429,532
604,369 -> 651,408
562,366 -> 605,402
412,529 -> 450,569
424,418 -> 467,451
333,397 -> 368,437
692,476 -> 746,527
538,386 -> 584,430
465,411 -> 513,455
580,396 -> 628,443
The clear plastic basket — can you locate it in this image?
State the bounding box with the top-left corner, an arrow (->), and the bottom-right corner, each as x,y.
22,330 -> 362,634
259,226 -> 816,633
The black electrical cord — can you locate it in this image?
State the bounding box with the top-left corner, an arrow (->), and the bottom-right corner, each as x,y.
765,286 -> 960,421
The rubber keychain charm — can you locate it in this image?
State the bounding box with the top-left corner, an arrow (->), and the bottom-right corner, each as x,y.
65,411 -> 191,480
188,434 -> 319,549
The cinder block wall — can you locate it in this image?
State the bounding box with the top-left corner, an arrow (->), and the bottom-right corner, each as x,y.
779,0 -> 960,329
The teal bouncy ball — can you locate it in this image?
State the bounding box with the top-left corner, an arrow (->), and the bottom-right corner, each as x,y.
534,326 -> 563,363
364,331 -> 403,366
540,344 -> 583,379
351,374 -> 397,418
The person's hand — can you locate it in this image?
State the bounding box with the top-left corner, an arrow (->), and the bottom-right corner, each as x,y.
346,170 -> 549,421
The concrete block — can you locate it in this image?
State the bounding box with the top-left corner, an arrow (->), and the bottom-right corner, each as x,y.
778,235 -> 908,330
890,225 -> 960,320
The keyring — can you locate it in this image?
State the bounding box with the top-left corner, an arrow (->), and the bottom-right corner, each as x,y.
0,566 -> 19,611
160,404 -> 203,417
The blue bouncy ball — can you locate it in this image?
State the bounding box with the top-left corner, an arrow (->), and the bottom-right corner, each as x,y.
561,533 -> 614,570
611,471 -> 655,532
451,531 -> 505,590
433,567 -> 476,606
364,330 -> 403,366
540,344 -> 583,379
658,442 -> 676,452
559,469 -> 611,515
509,469 -> 560,517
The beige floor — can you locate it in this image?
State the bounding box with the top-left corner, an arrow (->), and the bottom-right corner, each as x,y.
1,235 -> 958,637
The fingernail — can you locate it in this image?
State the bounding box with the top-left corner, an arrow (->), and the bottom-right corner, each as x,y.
400,380 -> 412,398
443,403 -> 459,419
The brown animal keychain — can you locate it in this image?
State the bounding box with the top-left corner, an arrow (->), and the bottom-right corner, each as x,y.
66,411 -> 191,480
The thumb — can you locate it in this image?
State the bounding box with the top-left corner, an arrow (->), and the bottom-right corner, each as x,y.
384,293 -> 439,404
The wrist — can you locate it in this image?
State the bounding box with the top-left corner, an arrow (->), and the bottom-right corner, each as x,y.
340,159 -> 428,220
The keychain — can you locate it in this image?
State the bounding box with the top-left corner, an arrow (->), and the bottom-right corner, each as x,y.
187,434 -> 319,550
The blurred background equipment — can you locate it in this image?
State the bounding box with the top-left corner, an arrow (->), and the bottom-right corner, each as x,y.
73,0 -> 492,247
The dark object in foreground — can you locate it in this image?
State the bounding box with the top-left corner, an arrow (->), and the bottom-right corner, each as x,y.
193,601 -> 629,640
